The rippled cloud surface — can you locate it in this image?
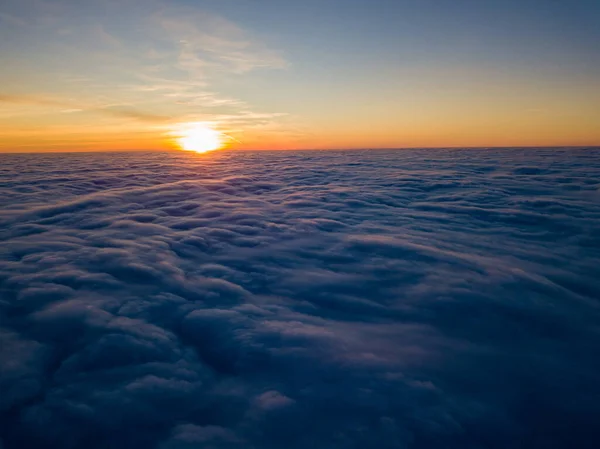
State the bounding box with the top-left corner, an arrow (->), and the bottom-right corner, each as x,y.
1,149 -> 599,448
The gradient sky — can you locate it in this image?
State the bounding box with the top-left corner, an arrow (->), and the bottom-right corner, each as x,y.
1,0 -> 599,152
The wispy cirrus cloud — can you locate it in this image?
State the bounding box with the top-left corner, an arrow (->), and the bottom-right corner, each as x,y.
134,9 -> 289,116
127,7 -> 298,142
0,93 -> 170,122
155,10 -> 288,75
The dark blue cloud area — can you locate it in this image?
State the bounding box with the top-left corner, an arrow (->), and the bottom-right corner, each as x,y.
1,148 -> 600,449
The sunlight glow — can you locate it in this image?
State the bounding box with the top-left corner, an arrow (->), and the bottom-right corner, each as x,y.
176,124 -> 223,153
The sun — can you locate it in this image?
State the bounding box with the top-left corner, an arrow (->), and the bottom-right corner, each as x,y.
177,124 -> 223,153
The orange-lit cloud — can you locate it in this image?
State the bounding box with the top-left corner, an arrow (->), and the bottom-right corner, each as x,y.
0,94 -> 170,122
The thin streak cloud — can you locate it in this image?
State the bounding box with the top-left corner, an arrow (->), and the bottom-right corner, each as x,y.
0,94 -> 171,123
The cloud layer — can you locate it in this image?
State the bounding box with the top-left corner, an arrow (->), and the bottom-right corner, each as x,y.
1,148 -> 600,448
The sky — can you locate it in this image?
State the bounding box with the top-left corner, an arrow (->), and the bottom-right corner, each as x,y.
1,0 -> 599,152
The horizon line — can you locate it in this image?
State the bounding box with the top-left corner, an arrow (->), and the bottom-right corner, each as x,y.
1,145 -> 600,155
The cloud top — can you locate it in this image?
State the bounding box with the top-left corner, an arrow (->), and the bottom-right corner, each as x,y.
1,148 -> 600,448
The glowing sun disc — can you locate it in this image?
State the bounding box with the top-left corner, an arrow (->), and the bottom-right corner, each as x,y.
177,125 -> 222,153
